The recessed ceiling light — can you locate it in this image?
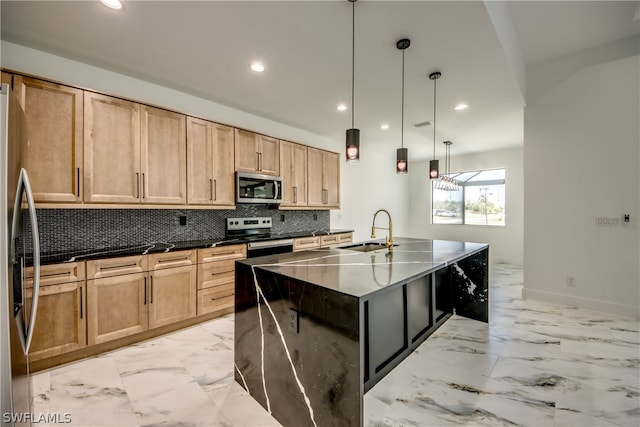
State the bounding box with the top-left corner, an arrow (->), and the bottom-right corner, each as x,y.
249,62 -> 265,72
380,124 -> 389,130
101,0 -> 122,10
337,104 -> 348,112
454,103 -> 469,111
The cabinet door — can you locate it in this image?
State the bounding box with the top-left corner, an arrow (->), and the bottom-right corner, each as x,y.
148,265 -> 197,329
25,282 -> 86,361
87,273 -> 148,345
235,128 -> 260,173
141,106 -> 186,204
187,117 -> 214,204
280,141 -> 308,207
259,135 -> 280,176
323,150 -> 340,208
15,76 -> 83,203
307,147 -> 324,207
84,92 -> 141,203
211,123 -> 235,206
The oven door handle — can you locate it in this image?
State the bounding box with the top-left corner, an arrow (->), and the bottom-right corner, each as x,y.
247,239 -> 293,250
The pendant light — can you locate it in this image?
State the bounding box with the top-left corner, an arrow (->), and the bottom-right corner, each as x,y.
396,38 -> 410,174
345,0 -> 360,163
428,71 -> 441,179
435,141 -> 460,191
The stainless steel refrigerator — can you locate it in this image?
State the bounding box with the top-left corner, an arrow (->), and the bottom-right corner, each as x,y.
1,83 -> 41,427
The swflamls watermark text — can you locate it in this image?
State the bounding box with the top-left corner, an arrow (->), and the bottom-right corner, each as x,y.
2,412 -> 72,424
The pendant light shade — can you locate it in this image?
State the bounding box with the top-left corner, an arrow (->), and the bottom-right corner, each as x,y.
346,128 -> 360,163
397,147 -> 408,173
346,0 -> 360,164
429,71 -> 441,179
396,38 -> 410,174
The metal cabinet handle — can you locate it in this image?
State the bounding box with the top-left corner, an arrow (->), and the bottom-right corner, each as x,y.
142,173 -> 146,199
79,286 -> 83,320
150,276 -> 154,304
76,167 -> 80,197
213,179 -> 217,201
256,152 -> 260,171
136,173 -> 140,199
144,277 -> 147,305
293,186 -> 297,204
209,179 -> 214,201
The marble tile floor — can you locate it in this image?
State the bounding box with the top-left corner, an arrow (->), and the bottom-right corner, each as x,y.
31,264 -> 639,426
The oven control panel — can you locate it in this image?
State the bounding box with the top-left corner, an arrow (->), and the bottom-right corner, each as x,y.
226,217 -> 272,231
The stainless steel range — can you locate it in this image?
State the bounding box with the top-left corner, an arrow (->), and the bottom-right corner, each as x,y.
226,217 -> 293,258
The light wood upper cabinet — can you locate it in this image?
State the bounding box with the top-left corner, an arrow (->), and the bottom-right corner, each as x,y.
84,93 -> 186,205
186,117 -> 235,206
279,140 -> 308,208
141,106 -> 186,204
84,92 -> 141,204
235,129 -> 280,176
14,76 -> 84,203
307,147 -> 340,208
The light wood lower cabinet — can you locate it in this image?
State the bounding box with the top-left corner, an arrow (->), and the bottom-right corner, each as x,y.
148,251 -> 197,328
293,232 -> 353,252
86,250 -> 196,345
196,244 -> 246,315
24,262 -> 87,361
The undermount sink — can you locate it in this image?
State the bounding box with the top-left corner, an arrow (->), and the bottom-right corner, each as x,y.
341,242 -> 397,252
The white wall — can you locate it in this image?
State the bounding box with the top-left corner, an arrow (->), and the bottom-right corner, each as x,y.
408,147 -> 524,266
523,37 -> 640,318
0,41 -> 410,242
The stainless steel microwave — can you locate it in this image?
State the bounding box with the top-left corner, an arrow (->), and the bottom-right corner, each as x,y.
236,172 -> 283,204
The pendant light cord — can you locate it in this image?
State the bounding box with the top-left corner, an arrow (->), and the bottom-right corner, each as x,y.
432,77 -> 437,160
401,49 -> 405,148
351,0 -> 355,129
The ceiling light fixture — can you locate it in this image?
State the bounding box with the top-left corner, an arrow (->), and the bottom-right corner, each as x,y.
337,104 -> 348,111
434,141 -> 460,191
454,103 -> 469,111
380,124 -> 389,130
428,71 -> 441,179
396,38 -> 410,174
345,0 -> 360,164
249,62 -> 265,72
100,0 -> 122,10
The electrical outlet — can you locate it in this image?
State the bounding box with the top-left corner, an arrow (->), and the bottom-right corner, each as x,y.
566,276 -> 576,287
288,309 -> 299,333
179,215 -> 187,226
595,216 -> 620,227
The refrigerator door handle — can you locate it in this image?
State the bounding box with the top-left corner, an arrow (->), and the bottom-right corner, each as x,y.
10,168 -> 40,355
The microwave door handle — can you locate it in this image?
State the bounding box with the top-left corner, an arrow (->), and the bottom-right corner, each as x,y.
11,168 -> 40,354
273,180 -> 280,201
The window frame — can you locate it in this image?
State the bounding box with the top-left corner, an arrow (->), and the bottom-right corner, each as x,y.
432,168 -> 506,227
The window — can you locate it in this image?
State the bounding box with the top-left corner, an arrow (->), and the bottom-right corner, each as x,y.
432,168 -> 506,226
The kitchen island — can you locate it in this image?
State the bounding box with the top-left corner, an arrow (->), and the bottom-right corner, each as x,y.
234,237 -> 488,427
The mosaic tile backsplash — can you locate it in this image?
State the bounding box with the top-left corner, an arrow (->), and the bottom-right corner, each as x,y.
27,206 -> 330,255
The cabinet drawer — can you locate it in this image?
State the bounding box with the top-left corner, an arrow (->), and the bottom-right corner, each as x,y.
87,255 -> 148,279
25,261 -> 85,288
320,234 -> 340,247
197,291 -> 234,316
293,236 -> 321,252
198,244 -> 246,263
338,233 -> 353,244
198,263 -> 235,290
149,250 -> 195,270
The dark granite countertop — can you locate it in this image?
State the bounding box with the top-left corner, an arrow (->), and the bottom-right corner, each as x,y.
238,237 -> 489,298
33,229 -> 354,265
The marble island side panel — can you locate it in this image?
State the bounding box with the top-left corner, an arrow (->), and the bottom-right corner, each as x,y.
234,238 -> 489,427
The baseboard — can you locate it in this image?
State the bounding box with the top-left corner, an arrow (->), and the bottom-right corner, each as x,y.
522,287 -> 640,319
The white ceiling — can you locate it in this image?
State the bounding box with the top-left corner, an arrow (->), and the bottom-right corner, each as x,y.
1,1 -> 638,160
